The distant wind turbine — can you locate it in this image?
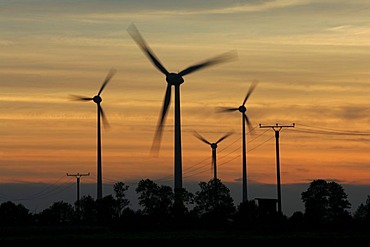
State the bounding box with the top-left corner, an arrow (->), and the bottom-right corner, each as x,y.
218,81 -> 258,203
70,68 -> 116,200
193,131 -> 233,181
127,23 -> 237,191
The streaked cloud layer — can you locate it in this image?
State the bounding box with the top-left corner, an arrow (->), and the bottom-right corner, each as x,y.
0,0 -> 369,193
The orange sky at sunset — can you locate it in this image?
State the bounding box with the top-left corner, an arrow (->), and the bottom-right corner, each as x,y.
1,0 -> 370,207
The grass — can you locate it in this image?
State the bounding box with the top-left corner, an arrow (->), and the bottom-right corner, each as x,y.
1,226 -> 370,242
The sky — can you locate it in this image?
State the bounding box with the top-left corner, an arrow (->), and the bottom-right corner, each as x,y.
1,0 -> 370,215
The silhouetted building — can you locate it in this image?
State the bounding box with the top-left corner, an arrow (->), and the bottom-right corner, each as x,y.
254,198 -> 277,217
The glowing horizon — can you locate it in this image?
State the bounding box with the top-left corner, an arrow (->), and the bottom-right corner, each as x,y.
1,1 -> 370,191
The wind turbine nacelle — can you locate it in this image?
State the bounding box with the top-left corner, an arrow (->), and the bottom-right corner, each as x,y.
93,95 -> 102,103
166,73 -> 184,85
238,105 -> 246,113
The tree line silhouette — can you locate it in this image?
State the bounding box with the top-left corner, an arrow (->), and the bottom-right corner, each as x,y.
1,178 -> 370,233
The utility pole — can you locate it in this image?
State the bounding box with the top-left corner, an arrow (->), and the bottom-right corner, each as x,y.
67,173 -> 90,209
259,123 -> 295,215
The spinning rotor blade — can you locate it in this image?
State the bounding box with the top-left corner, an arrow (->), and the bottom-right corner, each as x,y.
179,50 -> 237,77
151,83 -> 172,155
98,68 -> 116,96
193,131 -> 211,145
242,80 -> 258,106
127,23 -> 169,76
216,131 -> 233,144
151,124 -> 163,156
99,105 -> 110,129
69,95 -> 94,101
244,113 -> 253,133
159,83 -> 172,127
216,107 -> 239,113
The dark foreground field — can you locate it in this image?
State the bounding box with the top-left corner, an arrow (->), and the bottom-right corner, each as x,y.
1,226 -> 370,243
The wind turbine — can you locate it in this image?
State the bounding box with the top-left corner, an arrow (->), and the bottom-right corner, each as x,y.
127,23 -> 237,191
193,131 -> 233,181
218,81 -> 258,203
70,68 -> 116,200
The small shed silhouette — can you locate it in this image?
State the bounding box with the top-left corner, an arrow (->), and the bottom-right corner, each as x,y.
254,198 -> 278,216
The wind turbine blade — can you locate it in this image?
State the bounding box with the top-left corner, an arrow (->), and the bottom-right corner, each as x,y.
150,131 -> 164,157
69,95 -> 94,101
98,68 -> 116,96
151,84 -> 172,155
216,131 -> 233,144
242,80 -> 258,106
127,23 -> 169,76
159,83 -> 172,130
216,107 -> 239,113
99,105 -> 110,129
244,113 -> 253,134
193,131 -> 211,145
151,124 -> 163,156
178,50 -> 237,77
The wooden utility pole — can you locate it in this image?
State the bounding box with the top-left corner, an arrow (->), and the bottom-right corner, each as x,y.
67,172 -> 90,207
259,123 -> 294,215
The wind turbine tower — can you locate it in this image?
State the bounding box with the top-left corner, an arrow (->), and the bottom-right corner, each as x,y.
127,23 -> 237,191
70,68 -> 116,200
218,81 -> 258,203
193,131 -> 233,181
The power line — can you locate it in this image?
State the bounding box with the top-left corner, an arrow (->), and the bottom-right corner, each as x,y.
155,126 -> 272,181
294,123 -> 370,136
6,175 -> 72,202
101,126 -> 275,186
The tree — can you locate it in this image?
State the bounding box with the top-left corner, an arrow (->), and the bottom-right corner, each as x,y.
301,179 -> 351,226
301,179 -> 330,225
37,201 -> 75,225
96,195 -> 119,225
135,179 -> 174,219
232,200 -> 259,229
0,201 -> 32,226
79,195 -> 97,224
354,195 -> 370,226
172,187 -> 194,217
113,181 -> 130,217
327,181 -> 351,221
193,178 -> 236,228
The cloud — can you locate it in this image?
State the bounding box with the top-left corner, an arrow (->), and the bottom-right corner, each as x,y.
188,0 -> 310,15
339,105 -> 370,120
0,0 -> 312,23
49,36 -> 124,48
